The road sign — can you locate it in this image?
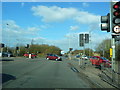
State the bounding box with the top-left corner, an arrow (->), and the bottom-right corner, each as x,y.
113,25 -> 120,33
110,48 -> 113,57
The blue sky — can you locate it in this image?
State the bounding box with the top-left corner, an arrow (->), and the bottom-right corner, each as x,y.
2,1 -> 111,52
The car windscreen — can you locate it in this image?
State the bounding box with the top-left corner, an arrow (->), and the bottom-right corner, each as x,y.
54,55 -> 58,57
100,57 -> 108,61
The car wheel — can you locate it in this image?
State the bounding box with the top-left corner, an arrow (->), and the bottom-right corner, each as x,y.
46,58 -> 49,60
100,63 -> 104,70
56,59 -> 58,61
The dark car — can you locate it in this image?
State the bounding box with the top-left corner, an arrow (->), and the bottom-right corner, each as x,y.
46,54 -> 62,61
2,52 -> 13,57
75,55 -> 80,58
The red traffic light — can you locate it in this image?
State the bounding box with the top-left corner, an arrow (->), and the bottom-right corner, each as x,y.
113,4 -> 119,9
113,2 -> 120,9
113,11 -> 120,16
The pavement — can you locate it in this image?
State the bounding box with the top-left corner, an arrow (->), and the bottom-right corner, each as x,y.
68,58 -> 119,89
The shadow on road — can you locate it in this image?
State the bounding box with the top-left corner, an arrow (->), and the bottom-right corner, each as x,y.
0,59 -> 14,61
0,73 -> 16,84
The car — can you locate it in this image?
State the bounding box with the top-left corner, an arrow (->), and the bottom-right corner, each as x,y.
90,56 -> 111,68
24,53 -> 37,58
75,55 -> 80,58
2,52 -> 13,57
46,54 -> 62,61
24,53 -> 29,57
81,55 -> 88,60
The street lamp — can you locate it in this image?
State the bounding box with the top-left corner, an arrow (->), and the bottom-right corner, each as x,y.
6,23 -> 10,52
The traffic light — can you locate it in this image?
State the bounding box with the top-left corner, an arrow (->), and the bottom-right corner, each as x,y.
25,44 -> 29,48
111,1 -> 120,34
101,13 -> 110,32
69,48 -> 73,51
0,43 -> 4,48
16,47 -> 19,50
79,34 -> 84,46
85,34 -> 89,43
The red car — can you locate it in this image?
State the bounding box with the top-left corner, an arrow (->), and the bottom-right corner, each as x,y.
46,54 -> 62,61
24,53 -> 37,58
90,56 -> 111,68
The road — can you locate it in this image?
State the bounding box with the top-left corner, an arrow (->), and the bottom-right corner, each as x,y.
1,57 -> 96,88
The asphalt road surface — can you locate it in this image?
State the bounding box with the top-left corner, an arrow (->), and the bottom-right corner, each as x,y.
2,57 -> 96,88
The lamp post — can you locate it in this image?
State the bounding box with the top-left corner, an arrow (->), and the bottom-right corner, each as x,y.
6,23 -> 10,52
89,30 -> 93,56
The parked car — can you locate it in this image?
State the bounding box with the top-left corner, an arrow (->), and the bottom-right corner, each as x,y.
24,53 -> 37,58
24,53 -> 29,57
2,52 -> 13,57
90,56 -> 111,68
46,54 -> 62,61
75,55 -> 80,58
81,55 -> 88,60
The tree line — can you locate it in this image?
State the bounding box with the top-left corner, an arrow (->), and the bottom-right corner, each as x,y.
2,44 -> 62,57
2,39 -> 120,60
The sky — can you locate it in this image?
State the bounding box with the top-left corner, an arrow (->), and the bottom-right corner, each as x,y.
1,1 -> 113,52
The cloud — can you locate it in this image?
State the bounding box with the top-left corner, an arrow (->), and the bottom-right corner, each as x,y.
63,32 -> 111,51
27,27 -> 41,32
21,2 -> 25,7
2,20 -> 41,46
31,6 -> 77,22
31,5 -> 100,24
82,2 -> 89,7
70,25 -> 79,31
2,20 -> 110,52
74,11 -> 100,24
3,20 -> 20,31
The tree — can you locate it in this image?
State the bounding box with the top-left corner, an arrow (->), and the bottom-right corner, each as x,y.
84,48 -> 94,56
71,48 -> 94,56
72,50 -> 83,55
95,39 -> 111,60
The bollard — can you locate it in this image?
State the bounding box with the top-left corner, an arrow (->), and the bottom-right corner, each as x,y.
29,54 -> 31,59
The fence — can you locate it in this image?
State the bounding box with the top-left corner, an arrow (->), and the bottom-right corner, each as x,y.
100,64 -> 120,89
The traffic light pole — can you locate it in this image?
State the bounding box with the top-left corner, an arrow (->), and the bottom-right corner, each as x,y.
100,1 -> 120,87
111,36 -> 116,72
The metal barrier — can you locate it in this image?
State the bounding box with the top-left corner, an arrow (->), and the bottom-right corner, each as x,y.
100,66 -> 120,89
